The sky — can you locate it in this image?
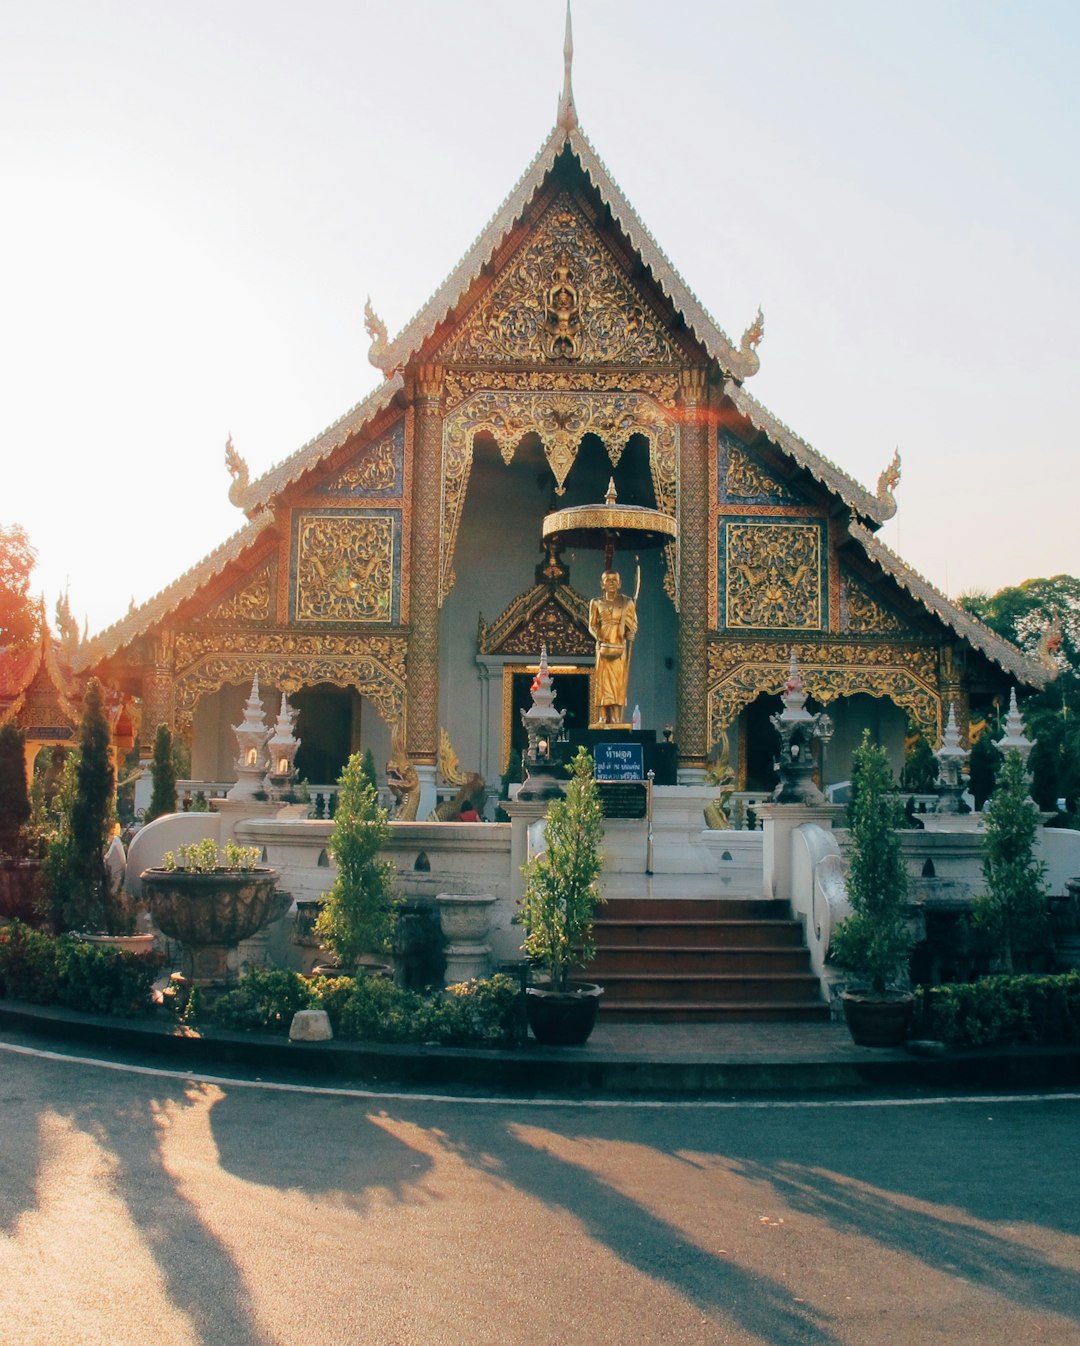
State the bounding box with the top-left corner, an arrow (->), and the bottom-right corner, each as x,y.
3,0 -> 1078,638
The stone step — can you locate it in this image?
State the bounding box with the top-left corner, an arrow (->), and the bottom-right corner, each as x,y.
590,945 -> 811,974
596,972 -> 824,1004
593,920 -> 805,949
599,1000 -> 831,1023
599,897 -> 788,921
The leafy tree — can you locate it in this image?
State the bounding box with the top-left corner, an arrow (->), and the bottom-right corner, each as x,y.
1022,672 -> 1080,823
973,750 -> 1049,973
0,523 -> 39,647
315,753 -> 400,969
0,723 -> 31,857
145,724 -> 177,822
520,748 -> 605,992
959,575 -> 1080,675
830,732 -> 911,995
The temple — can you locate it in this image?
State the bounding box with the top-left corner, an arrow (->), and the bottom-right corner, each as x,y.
66,10 -> 1046,812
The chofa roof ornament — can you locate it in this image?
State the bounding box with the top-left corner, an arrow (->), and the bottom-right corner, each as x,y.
364,296 -> 394,374
557,1 -> 578,132
876,448 -> 902,520
225,433 -> 256,517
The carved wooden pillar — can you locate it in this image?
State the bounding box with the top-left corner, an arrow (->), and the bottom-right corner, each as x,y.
141,633 -> 176,756
407,364 -> 444,769
939,643 -> 969,744
677,367 -> 710,777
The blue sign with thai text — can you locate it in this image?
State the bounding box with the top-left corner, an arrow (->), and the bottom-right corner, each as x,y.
594,742 -> 644,781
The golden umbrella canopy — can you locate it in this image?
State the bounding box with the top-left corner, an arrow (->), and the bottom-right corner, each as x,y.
542,479 -> 676,570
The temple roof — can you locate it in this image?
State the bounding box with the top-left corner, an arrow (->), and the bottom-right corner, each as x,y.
725,381 -> 894,525
367,123 -> 762,383
0,626 -> 81,729
75,510 -> 275,668
847,522 -> 1050,687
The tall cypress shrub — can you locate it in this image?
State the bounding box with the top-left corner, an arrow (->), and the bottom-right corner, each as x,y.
146,723 -> 177,821
0,722 -> 30,856
63,678 -> 119,932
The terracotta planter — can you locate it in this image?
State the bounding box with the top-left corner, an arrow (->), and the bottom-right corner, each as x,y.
141,867 -> 280,987
525,981 -> 604,1046
841,990 -> 915,1048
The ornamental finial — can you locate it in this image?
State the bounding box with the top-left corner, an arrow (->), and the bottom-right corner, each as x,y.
558,1 -> 578,131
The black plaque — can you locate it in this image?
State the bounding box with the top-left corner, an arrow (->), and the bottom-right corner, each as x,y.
596,780 -> 647,819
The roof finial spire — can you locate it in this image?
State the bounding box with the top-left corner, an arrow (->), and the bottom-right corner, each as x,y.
558,1 -> 577,131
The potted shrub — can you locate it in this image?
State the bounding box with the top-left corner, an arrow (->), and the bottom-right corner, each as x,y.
519,747 -> 606,1045
141,838 -> 283,987
313,752 -> 401,976
830,731 -> 914,1046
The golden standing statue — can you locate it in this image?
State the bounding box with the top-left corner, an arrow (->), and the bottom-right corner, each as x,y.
589,570 -> 638,725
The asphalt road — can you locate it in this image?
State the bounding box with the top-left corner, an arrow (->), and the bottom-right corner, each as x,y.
1,1039 -> 1078,1346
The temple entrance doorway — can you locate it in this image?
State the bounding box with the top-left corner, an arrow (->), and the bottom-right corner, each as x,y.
742,693 -> 784,792
291,684 -> 362,787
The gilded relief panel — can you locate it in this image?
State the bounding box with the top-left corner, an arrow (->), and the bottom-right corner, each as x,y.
172,633 -> 407,737
706,638 -> 941,743
719,431 -> 800,505
192,561 -> 275,625
838,564 -> 908,634
291,510 -> 400,624
440,389 -> 679,606
317,420 -> 404,498
439,194 -> 679,367
721,520 -> 824,631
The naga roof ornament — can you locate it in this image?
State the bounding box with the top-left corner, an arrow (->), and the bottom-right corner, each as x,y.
225,433 -> 255,517
875,448 -> 901,520
364,297 -> 393,374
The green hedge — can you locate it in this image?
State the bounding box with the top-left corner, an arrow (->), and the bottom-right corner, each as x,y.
916,971 -> 1080,1047
210,966 -> 526,1047
0,921 -> 165,1017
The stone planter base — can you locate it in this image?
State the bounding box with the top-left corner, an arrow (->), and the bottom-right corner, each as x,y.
841,990 -> 915,1048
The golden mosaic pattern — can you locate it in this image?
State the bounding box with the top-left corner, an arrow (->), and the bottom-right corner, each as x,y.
479,585 -> 594,657
838,567 -> 906,634
724,440 -> 799,502
294,514 -> 394,623
442,368 -> 680,411
706,638 -> 941,743
325,438 -> 397,495
195,563 -> 274,625
440,389 -> 679,605
439,195 -> 678,367
173,642 -> 406,738
725,523 -> 821,630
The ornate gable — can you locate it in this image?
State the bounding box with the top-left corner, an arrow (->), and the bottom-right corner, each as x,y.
192,560 -> 276,626
837,564 -> 908,635
719,430 -> 802,506
438,192 -> 680,368
479,583 -> 593,658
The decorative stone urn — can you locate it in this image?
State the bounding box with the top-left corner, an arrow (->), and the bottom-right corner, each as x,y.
141,867 -> 282,988
436,893 -> 497,985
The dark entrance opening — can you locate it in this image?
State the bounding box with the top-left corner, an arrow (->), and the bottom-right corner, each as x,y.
510,670 -> 590,761
291,684 -> 355,786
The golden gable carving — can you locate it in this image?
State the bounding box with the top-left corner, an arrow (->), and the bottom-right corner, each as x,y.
439,195 -> 679,366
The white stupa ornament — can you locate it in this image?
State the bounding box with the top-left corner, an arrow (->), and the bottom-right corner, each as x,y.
934,704 -> 969,814
265,692 -> 301,796
228,673 -> 270,799
998,688 -> 1033,764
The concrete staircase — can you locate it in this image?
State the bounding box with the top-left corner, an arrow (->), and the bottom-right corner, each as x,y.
586,896 -> 829,1023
